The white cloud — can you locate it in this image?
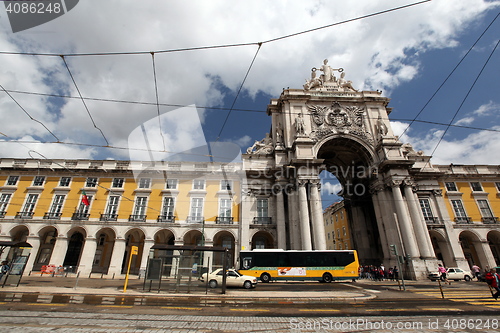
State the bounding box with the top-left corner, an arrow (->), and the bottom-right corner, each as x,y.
454,117 -> 475,126
0,0 -> 498,160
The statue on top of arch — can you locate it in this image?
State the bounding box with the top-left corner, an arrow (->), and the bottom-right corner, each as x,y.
303,59 -> 358,92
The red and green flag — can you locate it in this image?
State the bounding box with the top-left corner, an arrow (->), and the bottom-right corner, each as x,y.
81,190 -> 90,206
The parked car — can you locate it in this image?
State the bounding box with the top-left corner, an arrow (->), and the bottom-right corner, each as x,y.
428,267 -> 472,281
200,268 -> 258,289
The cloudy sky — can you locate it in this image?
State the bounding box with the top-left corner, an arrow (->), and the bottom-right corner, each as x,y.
0,0 -> 499,206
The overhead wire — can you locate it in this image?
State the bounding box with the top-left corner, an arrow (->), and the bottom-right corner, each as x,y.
150,52 -> 167,152
60,55 -> 110,146
399,11 -> 500,138
0,83 -> 60,142
426,39 -> 500,160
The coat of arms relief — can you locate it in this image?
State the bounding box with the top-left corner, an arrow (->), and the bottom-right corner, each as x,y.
307,101 -> 373,145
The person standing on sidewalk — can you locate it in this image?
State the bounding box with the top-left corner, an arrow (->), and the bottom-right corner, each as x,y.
485,268 -> 500,300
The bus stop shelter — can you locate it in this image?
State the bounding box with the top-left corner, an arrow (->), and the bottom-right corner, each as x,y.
146,245 -> 230,294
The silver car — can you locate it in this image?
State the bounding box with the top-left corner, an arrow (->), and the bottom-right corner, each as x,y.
428,267 -> 472,281
200,268 -> 258,289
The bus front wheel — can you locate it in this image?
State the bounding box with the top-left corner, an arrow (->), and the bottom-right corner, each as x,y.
322,273 -> 333,283
260,273 -> 271,283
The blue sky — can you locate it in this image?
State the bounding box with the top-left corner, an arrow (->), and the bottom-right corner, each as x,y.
0,0 -> 499,208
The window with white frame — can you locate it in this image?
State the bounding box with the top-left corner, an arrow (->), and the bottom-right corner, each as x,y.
85,177 -> 98,187
193,179 -> 205,190
6,176 -> 19,186
133,196 -> 148,217
105,196 -> 120,215
59,177 -> 71,187
112,178 -> 124,188
190,198 -> 204,222
342,226 -> 346,236
220,180 -> 232,191
451,199 -> 468,221
162,197 -> 175,217
219,198 -> 232,222
49,195 -> 65,214
138,178 -> 151,189
33,176 -> 45,186
78,194 -> 93,214
22,194 -> 38,213
0,193 -> 11,214
257,198 -> 268,217
166,179 -> 177,189
477,200 -> 494,219
445,182 -> 458,191
419,198 -> 435,222
470,182 -> 483,192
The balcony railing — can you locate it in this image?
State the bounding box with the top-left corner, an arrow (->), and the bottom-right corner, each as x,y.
216,216 -> 234,224
424,217 -> 441,223
43,212 -> 62,220
455,216 -> 472,224
129,214 -> 146,222
253,216 -> 273,224
482,217 -> 499,224
157,215 -> 175,223
15,211 -> 34,219
186,216 -> 204,223
72,212 -> 89,221
100,213 -> 118,222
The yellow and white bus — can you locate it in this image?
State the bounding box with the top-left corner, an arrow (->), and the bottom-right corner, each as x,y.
238,249 -> 359,283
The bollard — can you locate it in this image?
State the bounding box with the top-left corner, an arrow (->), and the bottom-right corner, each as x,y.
437,279 -> 444,299
74,271 -> 80,290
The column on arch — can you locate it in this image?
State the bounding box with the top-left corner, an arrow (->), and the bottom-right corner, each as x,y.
107,238 -> 126,276
310,180 -> 326,250
298,179 -> 312,250
403,182 -> 434,258
390,180 -> 420,258
77,236 -> 98,276
139,238 -> 155,276
287,185 -> 302,249
24,236 -> 41,274
275,186 -> 287,249
48,236 -> 68,266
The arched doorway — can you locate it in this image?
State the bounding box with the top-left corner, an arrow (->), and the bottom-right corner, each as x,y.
32,226 -> 57,271
251,231 -> 274,249
153,229 -> 175,277
487,231 -> 500,266
316,135 -> 381,265
213,231 -> 235,267
63,231 -> 85,268
92,228 -> 116,274
122,229 -> 145,274
458,231 -> 482,268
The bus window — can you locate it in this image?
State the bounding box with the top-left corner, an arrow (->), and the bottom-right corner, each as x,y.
242,257 -> 252,270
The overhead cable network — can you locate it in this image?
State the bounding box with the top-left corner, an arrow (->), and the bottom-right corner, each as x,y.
426,39 -> 500,160
61,55 -> 110,146
399,11 -> 499,138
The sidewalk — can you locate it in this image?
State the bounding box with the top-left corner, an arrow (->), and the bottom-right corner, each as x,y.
0,274 -> 377,305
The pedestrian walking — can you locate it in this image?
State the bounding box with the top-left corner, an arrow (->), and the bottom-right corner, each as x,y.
471,264 -> 481,280
438,264 -> 450,285
485,268 -> 500,300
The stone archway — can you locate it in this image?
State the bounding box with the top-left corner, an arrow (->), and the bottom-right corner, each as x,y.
122,229 -> 145,275
63,230 -> 86,268
213,231 -> 235,266
32,226 -> 57,271
487,231 -> 500,266
92,228 -> 116,274
458,231 -> 482,268
251,231 -> 274,249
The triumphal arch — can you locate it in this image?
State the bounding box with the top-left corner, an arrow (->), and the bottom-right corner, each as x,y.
242,59 -> 445,279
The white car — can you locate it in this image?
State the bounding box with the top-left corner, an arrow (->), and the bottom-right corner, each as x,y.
200,268 -> 258,289
428,267 -> 472,281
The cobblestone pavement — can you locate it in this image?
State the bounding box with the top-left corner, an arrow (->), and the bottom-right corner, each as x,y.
0,310 -> 499,332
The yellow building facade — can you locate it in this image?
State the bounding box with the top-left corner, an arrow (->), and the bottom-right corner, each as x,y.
323,201 -> 352,250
